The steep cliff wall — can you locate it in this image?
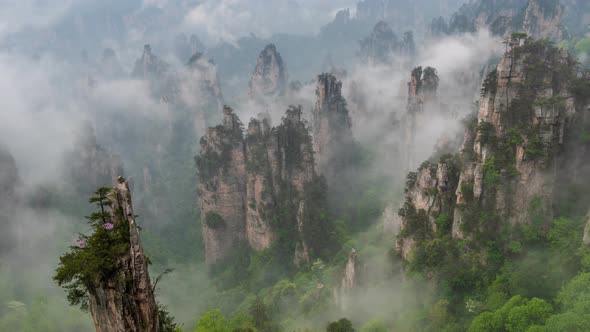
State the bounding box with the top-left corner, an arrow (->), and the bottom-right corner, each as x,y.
198,106 -> 330,266
88,177 -> 160,332
0,146 -> 18,253
312,73 -> 354,180
439,0 -> 564,40
397,36 -> 583,261
132,44 -> 170,81
359,21 -> 415,65
248,44 -> 288,99
196,106 -> 247,265
522,0 -> 563,40
404,66 -> 440,171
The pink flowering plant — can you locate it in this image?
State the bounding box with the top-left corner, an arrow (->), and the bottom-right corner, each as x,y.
54,187 -> 130,311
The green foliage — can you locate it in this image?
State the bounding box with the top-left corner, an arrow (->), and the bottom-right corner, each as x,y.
481,69 -> 498,96
205,212 -> 226,228
505,298 -> 553,332
434,214 -> 451,233
483,157 -> 500,187
326,318 -> 354,332
524,132 -> 546,160
0,297 -> 92,332
194,309 -> 231,332
575,38 -> 590,56
53,187 -> 130,311
477,122 -> 496,145
469,296 -> 553,332
159,305 -> 181,332
360,319 -> 387,332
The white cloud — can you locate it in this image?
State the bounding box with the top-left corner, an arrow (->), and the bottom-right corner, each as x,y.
0,0 -> 73,39
184,0 -> 357,44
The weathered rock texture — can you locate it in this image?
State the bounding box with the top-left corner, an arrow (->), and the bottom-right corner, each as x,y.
0,146 -> 18,253
438,0 -> 564,39
132,44 -> 170,81
197,106 -> 330,266
584,208 -> 590,246
359,21 -> 415,65
312,73 -> 354,179
521,0 -> 563,40
89,177 -> 159,332
398,36 -> 586,261
334,248 -> 361,310
248,44 -> 288,99
404,66 -> 440,170
196,106 -> 247,265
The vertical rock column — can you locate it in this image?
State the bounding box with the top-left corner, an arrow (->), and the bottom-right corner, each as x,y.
88,177 -> 160,332
312,73 -> 353,179
196,106 -> 247,265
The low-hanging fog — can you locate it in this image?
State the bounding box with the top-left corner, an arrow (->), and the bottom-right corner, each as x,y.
0,0 -> 518,331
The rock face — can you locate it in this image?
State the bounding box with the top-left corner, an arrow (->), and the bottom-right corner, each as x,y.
404,66 -> 440,170
196,106 -> 247,265
67,124 -> 124,194
360,21 -> 415,65
89,177 -> 159,332
197,106 -> 329,265
397,36 -> 584,260
521,0 -> 563,40
335,248 -> 360,309
584,208 -> 590,246
0,146 -> 18,253
248,44 -> 288,99
440,0 -> 563,39
132,44 -> 170,80
360,21 -> 397,64
312,74 -> 354,179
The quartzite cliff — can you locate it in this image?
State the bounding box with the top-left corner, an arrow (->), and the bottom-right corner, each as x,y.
197,106 -> 330,266
89,177 -> 160,332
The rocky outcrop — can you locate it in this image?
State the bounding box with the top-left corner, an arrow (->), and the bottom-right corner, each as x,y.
397,158 -> 459,260
359,21 -> 415,65
248,44 -> 288,99
196,106 -> 247,265
584,208 -> 590,246
197,106 -> 329,265
334,249 -> 360,309
89,177 -> 159,332
0,146 -> 18,253
67,124 -> 124,194
245,115 -> 276,251
132,44 -> 170,80
453,35 -> 574,236
312,74 -> 354,179
404,66 -> 440,171
360,21 -> 398,64
438,0 -> 564,39
397,36 -> 584,261
341,249 -> 359,291
521,0 -> 563,40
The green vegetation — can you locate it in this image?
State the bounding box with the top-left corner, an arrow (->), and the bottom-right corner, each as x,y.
205,212 -> 226,228
53,187 -> 130,310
